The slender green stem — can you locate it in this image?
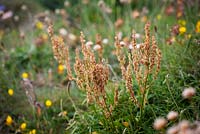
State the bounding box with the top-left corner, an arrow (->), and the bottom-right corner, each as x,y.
66,81 -> 78,112
103,103 -> 117,133
166,78 -> 180,111
140,71 -> 149,119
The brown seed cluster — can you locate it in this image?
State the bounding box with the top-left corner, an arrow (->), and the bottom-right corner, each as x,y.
114,22 -> 162,106
48,22 -> 162,116
48,23 -> 72,80
48,25 -> 114,118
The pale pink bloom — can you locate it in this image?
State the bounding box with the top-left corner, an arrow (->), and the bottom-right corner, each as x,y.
167,111 -> 178,121
179,120 -> 190,131
167,125 -> 179,134
182,87 -> 196,99
153,117 -> 167,130
1,11 -> 13,20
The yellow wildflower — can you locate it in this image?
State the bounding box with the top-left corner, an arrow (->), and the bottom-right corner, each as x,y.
36,21 -> 44,30
187,34 -> 191,39
58,111 -> 68,117
92,132 -> 98,134
177,11 -> 183,18
141,16 -> 147,22
179,26 -> 186,34
57,64 -> 64,74
29,129 -> 36,134
196,20 -> 200,33
178,20 -> 186,26
63,111 -> 67,116
22,72 -> 29,79
156,14 -> 161,20
45,99 -> 52,107
122,121 -> 129,127
8,88 -> 14,96
99,121 -> 103,126
6,115 -> 13,126
41,33 -> 48,41
20,122 -> 27,130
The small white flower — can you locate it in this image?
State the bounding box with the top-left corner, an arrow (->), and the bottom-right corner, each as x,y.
93,44 -> 101,51
44,10 -> 50,15
64,1 -> 70,7
68,33 -> 76,41
135,33 -> 141,39
120,0 -> 131,4
128,44 -> 133,50
21,5 -> 27,11
117,32 -> 123,40
120,41 -> 126,46
14,15 -> 19,21
85,41 -> 93,48
55,9 -> 60,14
44,17 -> 50,23
136,43 -> 141,49
102,38 -> 109,44
59,28 -> 68,36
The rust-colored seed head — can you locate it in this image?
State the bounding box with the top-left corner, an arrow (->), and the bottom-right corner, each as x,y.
114,86 -> 119,106
48,24 -> 113,117
65,46 -> 73,80
93,64 -> 109,94
114,22 -> 162,107
51,36 -> 65,64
